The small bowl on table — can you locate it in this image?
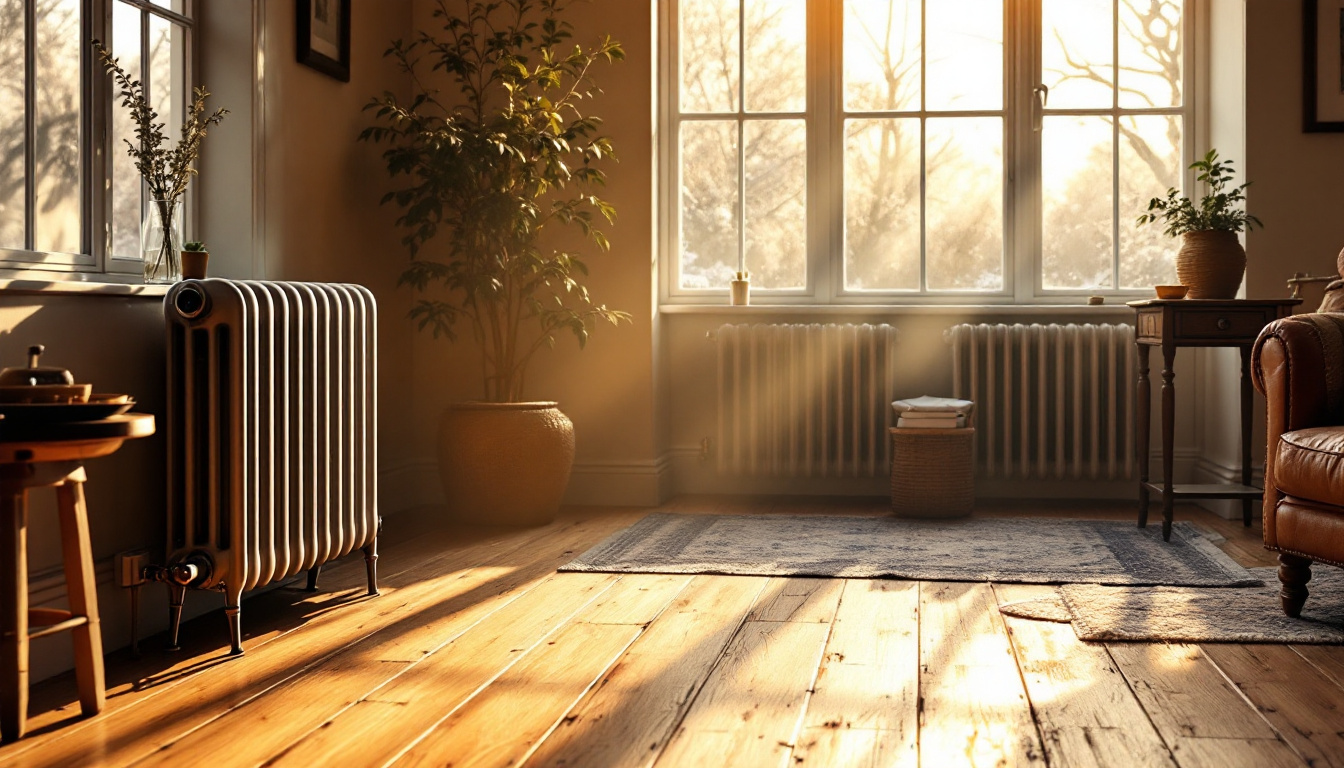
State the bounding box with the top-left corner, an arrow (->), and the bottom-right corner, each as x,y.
1154,285 -> 1189,300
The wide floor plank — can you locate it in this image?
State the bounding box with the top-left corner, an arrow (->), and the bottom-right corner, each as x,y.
261,573 -> 620,768
653,579 -> 840,768
996,584 -> 1176,768
1203,644 -> 1344,768
919,582 -> 1046,768
792,579 -> 919,768
529,576 -> 768,768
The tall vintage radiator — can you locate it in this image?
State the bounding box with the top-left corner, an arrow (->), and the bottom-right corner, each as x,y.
713,323 -> 899,477
163,279 -> 379,655
946,323 -> 1136,481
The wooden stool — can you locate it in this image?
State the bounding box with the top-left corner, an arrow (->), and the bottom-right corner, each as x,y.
0,414 -> 154,742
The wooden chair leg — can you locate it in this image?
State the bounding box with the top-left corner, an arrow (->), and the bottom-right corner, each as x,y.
0,485 -> 28,743
56,472 -> 104,717
1278,553 -> 1313,618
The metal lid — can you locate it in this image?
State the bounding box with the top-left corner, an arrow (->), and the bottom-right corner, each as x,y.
0,345 -> 76,387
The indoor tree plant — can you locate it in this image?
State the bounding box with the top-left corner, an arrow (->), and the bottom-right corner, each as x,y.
94,40 -> 228,284
1137,149 -> 1261,299
363,0 -> 628,525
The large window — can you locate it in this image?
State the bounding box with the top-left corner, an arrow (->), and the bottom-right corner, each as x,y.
665,0 -> 1191,303
0,0 -> 193,276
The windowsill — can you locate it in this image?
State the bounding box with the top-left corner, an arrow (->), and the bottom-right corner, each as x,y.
658,303 -> 1137,316
0,276 -> 170,298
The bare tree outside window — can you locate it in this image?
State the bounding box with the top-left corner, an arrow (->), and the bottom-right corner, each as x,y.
1041,0 -> 1183,291
0,0 -> 83,257
669,0 -> 1189,300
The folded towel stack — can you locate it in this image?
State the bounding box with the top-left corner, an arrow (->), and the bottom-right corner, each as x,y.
891,395 -> 974,429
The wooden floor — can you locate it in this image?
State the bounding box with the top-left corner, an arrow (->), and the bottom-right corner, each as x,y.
5,497 -> 1343,768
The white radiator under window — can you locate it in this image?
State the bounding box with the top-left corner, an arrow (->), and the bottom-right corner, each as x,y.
713,323 -> 899,477
947,322 -> 1136,481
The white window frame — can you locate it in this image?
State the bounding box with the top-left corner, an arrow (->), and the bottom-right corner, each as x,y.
659,0 -> 1203,306
0,0 -> 195,279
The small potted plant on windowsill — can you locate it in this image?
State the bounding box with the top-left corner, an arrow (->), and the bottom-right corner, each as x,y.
1136,149 -> 1262,299
181,241 -> 208,279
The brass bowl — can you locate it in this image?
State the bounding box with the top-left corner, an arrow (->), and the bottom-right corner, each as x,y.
0,384 -> 92,404
1154,285 -> 1189,300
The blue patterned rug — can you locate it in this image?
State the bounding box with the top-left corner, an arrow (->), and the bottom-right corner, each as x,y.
560,513 -> 1258,587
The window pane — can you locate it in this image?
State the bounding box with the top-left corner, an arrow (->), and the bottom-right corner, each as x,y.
1119,0 -> 1182,108
0,0 -> 25,250
844,0 -> 921,112
745,120 -> 805,289
33,0 -> 81,255
680,121 -> 739,290
149,0 -> 187,12
1042,115 -> 1113,290
844,118 -> 920,290
149,15 -> 184,154
744,0 -> 804,113
681,0 -> 740,113
927,118 -> 1003,290
1042,0 -> 1113,109
1119,114 -> 1180,288
926,0 -> 1003,111
111,1 -> 142,261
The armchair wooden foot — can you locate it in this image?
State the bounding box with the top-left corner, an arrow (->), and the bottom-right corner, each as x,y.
1278,553 -> 1313,618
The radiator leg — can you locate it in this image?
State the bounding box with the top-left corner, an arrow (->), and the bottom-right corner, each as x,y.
363,538 -> 380,597
305,565 -> 322,593
224,587 -> 244,656
166,583 -> 187,652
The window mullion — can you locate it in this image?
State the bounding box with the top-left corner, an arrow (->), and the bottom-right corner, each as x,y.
813,0 -> 840,302
1015,0 -> 1040,302
24,0 -> 36,251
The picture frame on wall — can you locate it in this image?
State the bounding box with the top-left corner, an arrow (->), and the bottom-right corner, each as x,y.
1305,0 -> 1344,131
297,0 -> 351,82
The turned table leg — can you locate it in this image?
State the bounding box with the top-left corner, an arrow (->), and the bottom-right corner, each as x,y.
1137,343 -> 1151,527
56,470 -> 104,717
0,482 -> 28,743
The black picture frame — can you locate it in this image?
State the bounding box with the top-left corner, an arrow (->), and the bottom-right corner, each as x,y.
297,0 -> 351,82
1305,0 -> 1344,132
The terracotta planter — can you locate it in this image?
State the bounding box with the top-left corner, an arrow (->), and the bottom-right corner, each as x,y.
437,401 -> 574,526
181,250 -> 209,279
1175,230 -> 1245,299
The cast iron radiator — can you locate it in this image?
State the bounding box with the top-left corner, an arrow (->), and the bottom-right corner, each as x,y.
163,279 -> 379,655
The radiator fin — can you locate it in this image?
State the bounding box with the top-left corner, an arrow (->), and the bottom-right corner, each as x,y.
947,323 -> 1136,481
715,323 -> 899,477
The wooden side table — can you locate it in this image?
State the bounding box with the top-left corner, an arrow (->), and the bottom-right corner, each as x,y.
0,413 -> 155,742
1128,299 -> 1300,541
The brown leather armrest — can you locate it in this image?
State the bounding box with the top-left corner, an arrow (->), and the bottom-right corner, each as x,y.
1253,314 -> 1344,544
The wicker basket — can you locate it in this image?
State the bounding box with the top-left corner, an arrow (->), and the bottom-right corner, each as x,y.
890,427 -> 975,518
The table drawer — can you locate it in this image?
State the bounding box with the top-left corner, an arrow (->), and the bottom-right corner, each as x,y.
1174,309 -> 1273,340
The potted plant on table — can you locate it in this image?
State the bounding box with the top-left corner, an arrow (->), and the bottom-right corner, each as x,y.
93,41 -> 228,284
1137,149 -> 1262,299
363,0 -> 629,526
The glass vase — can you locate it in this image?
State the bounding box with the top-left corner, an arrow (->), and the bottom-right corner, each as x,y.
142,198 -> 183,283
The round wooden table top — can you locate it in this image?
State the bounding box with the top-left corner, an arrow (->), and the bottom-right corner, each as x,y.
0,413 -> 156,464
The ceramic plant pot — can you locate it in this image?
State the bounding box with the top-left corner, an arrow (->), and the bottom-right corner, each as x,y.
437,401 -> 575,526
1175,230 -> 1246,299
181,250 -> 209,279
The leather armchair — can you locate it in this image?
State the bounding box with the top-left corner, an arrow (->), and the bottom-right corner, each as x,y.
1252,313 -> 1344,616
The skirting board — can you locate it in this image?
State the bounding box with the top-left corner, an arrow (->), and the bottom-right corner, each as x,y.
564,456 -> 672,507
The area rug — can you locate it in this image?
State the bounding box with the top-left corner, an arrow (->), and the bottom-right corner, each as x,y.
560,514 -> 1259,587
999,566 -> 1344,643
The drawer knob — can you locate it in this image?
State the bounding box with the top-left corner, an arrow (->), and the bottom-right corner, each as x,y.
1216,317 -> 1230,330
